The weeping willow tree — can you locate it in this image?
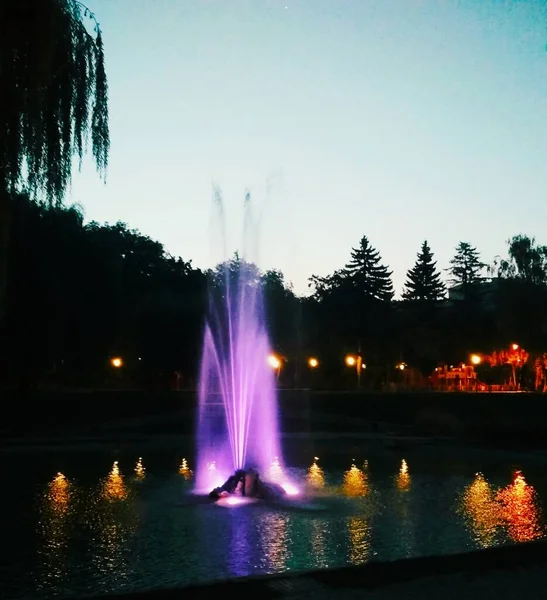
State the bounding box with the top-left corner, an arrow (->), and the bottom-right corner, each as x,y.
0,0 -> 110,323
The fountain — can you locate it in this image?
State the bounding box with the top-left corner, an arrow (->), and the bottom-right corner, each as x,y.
195,190 -> 290,500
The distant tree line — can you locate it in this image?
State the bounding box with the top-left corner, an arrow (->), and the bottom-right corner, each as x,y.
3,193 -> 547,391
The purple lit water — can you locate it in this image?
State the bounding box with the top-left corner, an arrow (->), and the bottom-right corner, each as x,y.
195,194 -> 283,491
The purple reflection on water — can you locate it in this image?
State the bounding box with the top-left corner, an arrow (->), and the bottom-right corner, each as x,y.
195,197 -> 283,491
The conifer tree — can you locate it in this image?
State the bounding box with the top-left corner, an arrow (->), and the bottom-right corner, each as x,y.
448,242 -> 485,288
402,240 -> 445,302
344,236 -> 394,302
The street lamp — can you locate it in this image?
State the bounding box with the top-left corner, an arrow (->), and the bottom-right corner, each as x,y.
110,357 -> 123,368
308,357 -> 319,368
470,354 -> 482,366
396,362 -> 407,371
345,355 -> 356,367
267,354 -> 282,369
345,354 -> 365,388
267,353 -> 283,382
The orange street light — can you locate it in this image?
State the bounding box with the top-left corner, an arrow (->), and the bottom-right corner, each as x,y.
267,354 -> 282,370
345,355 -> 356,367
470,354 -> 482,365
396,362 -> 407,370
308,357 -> 319,368
511,343 -> 519,351
110,357 -> 123,368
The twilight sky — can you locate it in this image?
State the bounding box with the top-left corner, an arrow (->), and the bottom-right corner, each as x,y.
70,0 -> 547,296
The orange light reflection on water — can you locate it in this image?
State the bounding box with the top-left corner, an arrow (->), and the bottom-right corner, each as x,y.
134,457 -> 145,479
496,470 -> 541,543
307,457 -> 325,488
396,459 -> 411,492
348,516 -> 370,565
341,462 -> 368,497
461,471 -> 542,546
179,458 -> 193,480
38,472 -> 74,587
102,461 -> 128,501
461,473 -> 500,548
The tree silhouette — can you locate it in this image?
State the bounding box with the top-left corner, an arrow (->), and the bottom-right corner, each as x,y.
491,235 -> 547,284
402,241 -> 445,302
0,0 -> 109,323
448,242 -> 485,290
343,236 -> 394,302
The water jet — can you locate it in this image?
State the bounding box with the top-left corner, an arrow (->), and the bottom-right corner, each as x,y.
195,190 -> 291,497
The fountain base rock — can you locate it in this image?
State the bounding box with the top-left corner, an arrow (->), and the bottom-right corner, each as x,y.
209,468 -> 286,501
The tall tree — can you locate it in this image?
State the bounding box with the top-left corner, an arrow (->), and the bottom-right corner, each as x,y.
0,0 -> 110,323
491,234 -> 547,284
448,242 -> 485,289
343,236 -> 394,302
402,241 -> 445,302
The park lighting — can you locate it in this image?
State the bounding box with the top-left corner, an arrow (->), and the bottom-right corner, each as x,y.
110,357 -> 123,368
267,353 -> 282,370
470,354 -> 482,366
396,362 -> 407,371
345,355 -> 356,367
308,357 -> 319,368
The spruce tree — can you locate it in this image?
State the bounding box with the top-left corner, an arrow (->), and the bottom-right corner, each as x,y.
402,240 -> 445,302
344,236 -> 394,301
448,242 -> 485,287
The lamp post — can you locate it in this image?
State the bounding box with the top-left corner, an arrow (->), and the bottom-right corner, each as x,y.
110,357 -> 123,369
308,357 -> 319,369
345,354 -> 365,389
267,353 -> 283,382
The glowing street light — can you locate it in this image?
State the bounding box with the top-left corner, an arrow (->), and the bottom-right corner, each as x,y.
267,354 -> 282,370
511,343 -> 519,351
110,357 -> 123,368
345,355 -> 356,367
396,362 -> 407,371
345,353 -> 365,388
470,354 -> 482,366
308,357 -> 319,368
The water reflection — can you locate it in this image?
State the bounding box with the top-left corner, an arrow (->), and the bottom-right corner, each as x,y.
310,519 -> 328,568
102,461 -> 128,501
92,461 -> 136,583
307,457 -> 325,488
341,462 -> 368,497
460,473 -> 500,548
134,457 -> 145,479
396,459 -> 411,492
348,516 -> 370,565
37,473 -> 73,587
179,458 -> 193,480
460,471 -> 542,546
259,512 -> 290,571
497,471 -> 541,543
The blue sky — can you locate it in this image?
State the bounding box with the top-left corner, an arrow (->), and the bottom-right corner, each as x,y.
71,0 -> 547,296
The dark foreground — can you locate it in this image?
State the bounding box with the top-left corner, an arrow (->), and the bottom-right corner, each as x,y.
67,540 -> 547,599
6,389 -> 547,450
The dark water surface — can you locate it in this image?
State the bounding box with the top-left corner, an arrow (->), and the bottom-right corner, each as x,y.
2,440 -> 547,599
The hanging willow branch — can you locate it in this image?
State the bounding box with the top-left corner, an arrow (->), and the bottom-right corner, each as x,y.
0,0 -> 110,204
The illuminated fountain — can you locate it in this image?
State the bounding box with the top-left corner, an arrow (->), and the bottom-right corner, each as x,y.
196,191 -> 290,500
